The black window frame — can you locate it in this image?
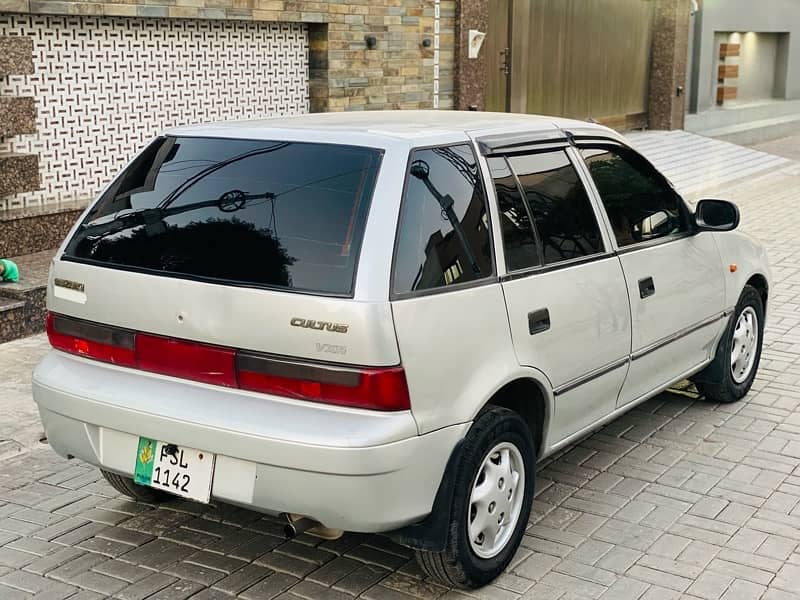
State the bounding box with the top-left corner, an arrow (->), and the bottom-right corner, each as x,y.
487,155 -> 544,272
61,135 -> 386,299
390,142 -> 497,301
489,146 -> 609,278
576,141 -> 695,254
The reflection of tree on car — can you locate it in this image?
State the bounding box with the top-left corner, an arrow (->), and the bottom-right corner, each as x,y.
522,183 -> 600,261
78,218 -> 295,287
71,144 -> 298,287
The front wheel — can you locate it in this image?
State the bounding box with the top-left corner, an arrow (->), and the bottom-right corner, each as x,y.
415,406 -> 536,588
693,284 -> 764,403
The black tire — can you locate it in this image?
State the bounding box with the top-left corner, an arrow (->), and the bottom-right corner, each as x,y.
415,406 -> 536,588
693,284 -> 764,403
100,469 -> 172,503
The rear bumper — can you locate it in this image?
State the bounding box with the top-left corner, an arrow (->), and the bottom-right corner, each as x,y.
33,351 -> 469,532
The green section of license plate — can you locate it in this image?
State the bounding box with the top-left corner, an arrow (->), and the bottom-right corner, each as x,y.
134,437 -> 157,486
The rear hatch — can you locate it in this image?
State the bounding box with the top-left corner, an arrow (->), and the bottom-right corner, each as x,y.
48,135 -> 406,410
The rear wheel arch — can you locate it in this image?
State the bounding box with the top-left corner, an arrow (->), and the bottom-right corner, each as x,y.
414,406 -> 536,587
386,375 -> 551,553
483,377 -> 550,459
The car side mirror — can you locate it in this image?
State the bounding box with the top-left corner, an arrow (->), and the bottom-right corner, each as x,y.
694,199 -> 740,232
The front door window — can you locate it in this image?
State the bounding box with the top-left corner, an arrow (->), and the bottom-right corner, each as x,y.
580,146 -> 688,248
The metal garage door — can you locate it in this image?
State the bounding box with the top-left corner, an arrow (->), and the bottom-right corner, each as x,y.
0,16 -> 309,209
486,0 -> 653,128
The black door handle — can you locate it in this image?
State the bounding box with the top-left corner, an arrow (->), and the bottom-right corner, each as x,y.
638,276 -> 655,299
528,308 -> 550,335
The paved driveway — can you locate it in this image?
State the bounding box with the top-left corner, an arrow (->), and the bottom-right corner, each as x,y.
2,134 -> 800,600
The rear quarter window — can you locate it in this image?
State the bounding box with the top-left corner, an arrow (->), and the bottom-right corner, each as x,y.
392,144 -> 493,296
64,137 -> 383,296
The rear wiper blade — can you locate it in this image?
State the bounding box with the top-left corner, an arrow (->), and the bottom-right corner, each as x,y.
78,190 -> 276,238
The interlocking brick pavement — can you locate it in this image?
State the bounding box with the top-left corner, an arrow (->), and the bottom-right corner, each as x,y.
0,335 -> 47,460
2,137 -> 800,599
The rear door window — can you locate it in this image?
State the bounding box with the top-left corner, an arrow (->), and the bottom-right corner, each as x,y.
492,150 -> 604,268
64,137 -> 382,296
392,144 -> 493,295
487,156 -> 540,271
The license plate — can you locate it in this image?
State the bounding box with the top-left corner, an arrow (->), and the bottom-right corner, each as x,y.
133,437 -> 215,503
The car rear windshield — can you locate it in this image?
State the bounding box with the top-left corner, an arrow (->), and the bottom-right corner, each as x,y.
64,136 -> 383,296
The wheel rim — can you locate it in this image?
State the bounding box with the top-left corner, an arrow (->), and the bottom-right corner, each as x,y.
730,306 -> 759,384
467,441 -> 526,559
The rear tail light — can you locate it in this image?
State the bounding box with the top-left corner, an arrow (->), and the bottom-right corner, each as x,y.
46,312 -> 410,411
237,352 -> 410,411
47,313 -> 136,367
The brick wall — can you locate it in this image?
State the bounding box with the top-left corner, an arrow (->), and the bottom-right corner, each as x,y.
0,0 -> 455,112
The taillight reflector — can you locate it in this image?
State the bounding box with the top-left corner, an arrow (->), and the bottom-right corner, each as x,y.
46,312 -> 411,411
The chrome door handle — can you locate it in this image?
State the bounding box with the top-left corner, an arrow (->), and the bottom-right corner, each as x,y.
528,308 -> 550,335
639,276 -> 655,299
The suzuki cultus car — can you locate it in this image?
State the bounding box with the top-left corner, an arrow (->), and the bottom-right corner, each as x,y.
34,111 -> 769,587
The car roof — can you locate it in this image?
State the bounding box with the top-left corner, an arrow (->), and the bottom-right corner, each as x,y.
164,110 -> 619,150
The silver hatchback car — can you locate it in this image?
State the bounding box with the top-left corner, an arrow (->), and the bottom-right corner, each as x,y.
34,111 -> 770,587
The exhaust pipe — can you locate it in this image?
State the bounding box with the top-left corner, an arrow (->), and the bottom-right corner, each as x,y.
282,513 -> 316,539
281,513 -> 344,540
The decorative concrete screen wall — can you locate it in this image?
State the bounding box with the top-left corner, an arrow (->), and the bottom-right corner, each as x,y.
0,15 -> 309,210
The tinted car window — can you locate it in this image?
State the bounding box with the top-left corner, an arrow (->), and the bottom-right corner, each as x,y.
581,146 -> 687,247
64,137 -> 382,295
508,151 -> 603,265
488,156 -> 540,271
393,145 -> 493,295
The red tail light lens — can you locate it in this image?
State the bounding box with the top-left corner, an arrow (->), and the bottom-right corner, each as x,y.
47,313 -> 136,367
47,312 -> 410,411
136,334 -> 236,387
238,353 -> 411,411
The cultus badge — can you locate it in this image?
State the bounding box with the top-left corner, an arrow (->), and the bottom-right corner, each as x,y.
290,318 -> 349,334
